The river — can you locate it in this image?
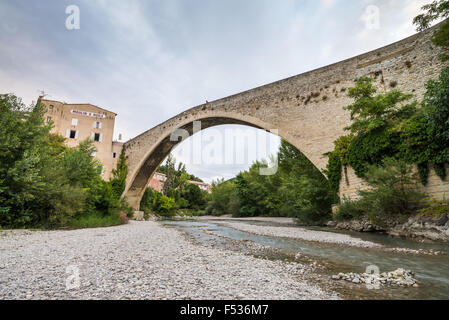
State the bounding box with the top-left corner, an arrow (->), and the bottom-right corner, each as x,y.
162,218 -> 449,300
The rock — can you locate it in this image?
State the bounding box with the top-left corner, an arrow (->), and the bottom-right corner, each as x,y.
327,221 -> 337,228
436,214 -> 448,227
132,211 -> 144,221
332,268 -> 418,288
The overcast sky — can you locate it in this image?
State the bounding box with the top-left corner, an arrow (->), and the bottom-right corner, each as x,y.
0,0 -> 430,183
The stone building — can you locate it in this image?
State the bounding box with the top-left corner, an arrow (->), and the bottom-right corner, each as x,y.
148,172 -> 211,194
148,172 -> 167,193
39,98 -> 123,180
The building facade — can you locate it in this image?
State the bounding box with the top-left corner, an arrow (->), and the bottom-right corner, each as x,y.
148,172 -> 211,194
148,172 -> 167,193
40,98 -> 123,180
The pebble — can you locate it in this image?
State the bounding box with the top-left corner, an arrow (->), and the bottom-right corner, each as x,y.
332,268 -> 418,287
217,222 -> 382,248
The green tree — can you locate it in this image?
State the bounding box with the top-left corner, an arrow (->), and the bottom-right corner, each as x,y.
414,0 -> 449,61
423,67 -> 449,178
110,153 -> 128,198
360,158 -> 427,217
161,154 -> 189,196
0,94 -> 85,227
206,179 -> 239,216
181,183 -> 205,210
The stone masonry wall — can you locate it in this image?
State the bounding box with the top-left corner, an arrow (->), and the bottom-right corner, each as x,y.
340,165 -> 449,201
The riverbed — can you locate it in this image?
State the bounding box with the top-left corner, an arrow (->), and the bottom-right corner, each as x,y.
0,221 -> 336,300
162,217 -> 449,300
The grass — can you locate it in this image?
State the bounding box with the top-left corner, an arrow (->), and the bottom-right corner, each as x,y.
68,212 -> 124,229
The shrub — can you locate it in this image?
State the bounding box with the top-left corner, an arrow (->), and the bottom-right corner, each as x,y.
68,211 -> 123,229
334,197 -> 367,221
418,197 -> 449,217
359,158 -> 427,216
206,180 -> 237,216
140,189 -> 176,217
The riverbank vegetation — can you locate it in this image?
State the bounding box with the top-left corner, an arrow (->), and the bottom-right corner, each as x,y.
139,155 -> 209,218
0,95 -> 132,229
205,140 -> 334,225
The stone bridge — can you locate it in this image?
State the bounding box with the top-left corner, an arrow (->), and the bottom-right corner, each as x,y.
123,24 -> 447,210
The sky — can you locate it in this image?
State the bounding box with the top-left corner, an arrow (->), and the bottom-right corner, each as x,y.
0,0 -> 431,183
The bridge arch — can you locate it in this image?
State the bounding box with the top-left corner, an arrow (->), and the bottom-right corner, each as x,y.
123,110 -> 309,209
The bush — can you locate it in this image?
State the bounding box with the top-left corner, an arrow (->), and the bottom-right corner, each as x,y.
181,183 -> 206,210
68,211 -> 123,229
140,189 -> 176,217
334,197 -> 367,221
206,180 -> 237,216
418,197 -> 449,217
0,94 -> 86,228
334,159 -> 427,222
360,158 -> 427,216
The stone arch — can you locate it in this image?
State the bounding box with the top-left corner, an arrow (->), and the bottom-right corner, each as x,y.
123,111 -> 313,209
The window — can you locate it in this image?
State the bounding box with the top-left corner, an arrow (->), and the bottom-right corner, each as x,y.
92,132 -> 102,142
69,130 -> 77,139
71,118 -> 78,126
113,152 -> 117,159
46,116 -> 52,124
94,121 -> 102,129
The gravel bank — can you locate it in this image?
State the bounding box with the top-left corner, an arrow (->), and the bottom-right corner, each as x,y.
217,221 -> 382,248
0,221 -> 338,300
195,216 -> 296,225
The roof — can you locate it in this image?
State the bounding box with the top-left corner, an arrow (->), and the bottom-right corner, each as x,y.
39,98 -> 117,116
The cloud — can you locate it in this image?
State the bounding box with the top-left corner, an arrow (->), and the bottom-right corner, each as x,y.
320,0 -> 338,10
0,0 -> 430,182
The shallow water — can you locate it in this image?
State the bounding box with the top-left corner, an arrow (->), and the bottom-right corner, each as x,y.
162,219 -> 449,300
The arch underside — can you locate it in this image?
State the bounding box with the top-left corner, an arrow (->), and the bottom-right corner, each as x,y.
128,117 -> 264,195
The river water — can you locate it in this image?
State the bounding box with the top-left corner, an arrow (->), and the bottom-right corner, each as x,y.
162,219 -> 449,300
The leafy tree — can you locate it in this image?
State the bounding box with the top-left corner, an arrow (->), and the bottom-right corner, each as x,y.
0,94 -> 85,227
423,67 -> 449,173
110,153 -> 128,198
344,77 -> 416,135
206,179 -> 239,216
360,158 -> 426,216
181,183 -> 205,210
140,187 -> 155,214
161,154 -> 189,196
414,0 -> 449,61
